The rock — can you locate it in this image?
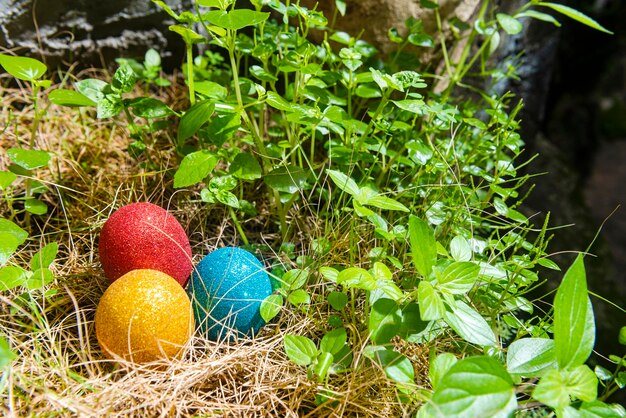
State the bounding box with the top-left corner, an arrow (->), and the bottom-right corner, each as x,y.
0,0 -> 190,68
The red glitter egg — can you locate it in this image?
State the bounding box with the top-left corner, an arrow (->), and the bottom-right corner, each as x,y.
99,202 -> 192,285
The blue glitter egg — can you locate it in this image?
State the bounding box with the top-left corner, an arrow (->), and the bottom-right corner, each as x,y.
189,247 -> 272,341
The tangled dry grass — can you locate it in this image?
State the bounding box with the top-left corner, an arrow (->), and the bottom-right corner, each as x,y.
0,75 -> 431,417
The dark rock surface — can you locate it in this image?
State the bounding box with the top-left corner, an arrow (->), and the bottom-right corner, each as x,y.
0,0 -> 190,68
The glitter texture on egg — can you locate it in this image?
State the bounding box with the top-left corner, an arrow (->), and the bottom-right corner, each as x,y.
189,247 -> 272,341
95,269 -> 194,363
99,202 -> 192,285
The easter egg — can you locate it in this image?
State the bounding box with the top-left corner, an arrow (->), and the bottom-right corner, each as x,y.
188,247 -> 272,341
99,202 -> 192,285
95,269 -> 194,363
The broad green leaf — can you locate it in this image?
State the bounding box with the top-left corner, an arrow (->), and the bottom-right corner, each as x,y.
48,89 -> 96,107
619,326 -> 626,345
554,254 -> 594,369
444,300 -> 497,346
173,150 -> 218,188
230,152 -> 262,180
337,267 -> 376,291
287,289 -> 311,306
282,269 -> 308,291
177,100 -> 215,144
169,25 -> 205,44
578,401 -> 626,418
111,64 -> 136,93
284,335 -> 317,366
215,190 -> 238,208
264,165 -> 307,194
0,171 -> 17,189
151,0 -> 180,19
0,265 -> 28,290
320,328 -> 347,355
127,97 -> 175,118
369,298 -> 402,344
429,352 -> 457,390
74,79 -> 108,103
205,113 -> 241,146
533,365 -> 598,410
0,54 -> 46,81
0,219 -> 28,244
392,99 -> 426,114
450,236 -> 471,262
313,351 -> 333,382
265,91 -> 291,111
496,13 -> 523,35
538,257 -> 561,271
326,169 -> 360,197
506,338 -> 557,377
194,80 -> 227,99
371,262 -> 403,301
537,2 -> 613,34
25,267 -> 54,289
319,266 -> 339,283
7,148 -> 51,170
96,95 -> 123,119
408,215 -> 436,278
260,294 -> 283,322
438,262 -> 479,294
196,0 -> 233,8
249,65 -> 278,82
203,9 -> 269,30
367,347 -> 415,386
516,10 -> 561,27
364,195 -> 410,212
0,337 -> 16,369
24,198 -> 47,215
429,356 -> 516,418
328,291 -> 348,310
417,280 -> 445,321
335,0 -> 347,16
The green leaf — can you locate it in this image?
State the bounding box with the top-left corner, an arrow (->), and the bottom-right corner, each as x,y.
533,365 -> 598,410
282,269 -> 308,291
554,254 -> 595,369
313,351 -> 334,382
204,9 -> 269,30
417,280 -> 445,321
450,236 -> 471,262
367,347 -> 415,386
205,113 -> 241,146
177,100 -> 215,144
537,2 -> 613,34
337,267 -> 376,291
578,401 -> 626,418
369,298 -> 402,344
265,91 -> 291,111
506,338 -> 557,377
96,94 -> 123,119
516,10 -> 561,27
0,265 -> 28,290
326,169 -> 360,197
30,242 -> 58,271
444,300 -> 497,346
288,289 -> 311,306
496,13 -> 523,35
619,326 -> 626,345
429,352 -> 457,390
284,335 -> 318,366
408,215 -> 437,278
364,195 -> 410,212
392,99 -> 426,114
320,328 -> 347,355
0,337 -> 16,369
48,89 -> 96,107
438,262 -> 479,295
328,291 -> 348,310
249,65 -> 278,82
173,150 -> 219,188
111,64 -> 136,93
7,148 -> 51,170
25,267 -> 54,289
319,266 -> 339,283
335,0 -> 346,16
428,356 -> 516,418
194,81 -> 227,99
0,54 -> 46,81
24,198 -> 47,215
169,25 -> 205,44
538,257 -> 561,271
74,79 -> 108,103
230,152 -> 262,181
0,171 -> 17,190
260,294 -> 283,322
127,97 -> 175,118
0,219 -> 28,265
264,165 -> 307,194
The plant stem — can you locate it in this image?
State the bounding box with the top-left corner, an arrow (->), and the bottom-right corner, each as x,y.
229,206 -> 249,246
186,43 -> 196,105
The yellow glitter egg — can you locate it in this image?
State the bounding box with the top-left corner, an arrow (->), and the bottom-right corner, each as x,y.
95,269 -> 194,363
